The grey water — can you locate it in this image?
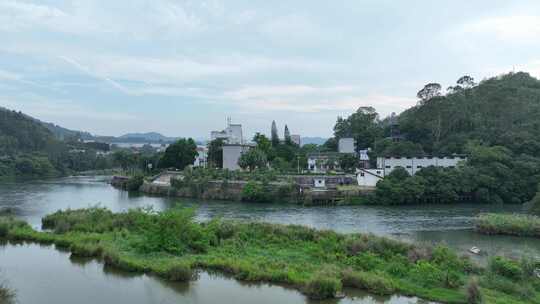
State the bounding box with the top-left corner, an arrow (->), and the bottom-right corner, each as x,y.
0,176 -> 538,303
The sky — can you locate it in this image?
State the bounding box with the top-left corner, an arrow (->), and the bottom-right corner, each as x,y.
1,0 -> 540,139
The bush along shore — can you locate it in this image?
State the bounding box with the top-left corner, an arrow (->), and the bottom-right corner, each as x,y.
1,208 -> 540,303
0,280 -> 15,304
475,213 -> 540,238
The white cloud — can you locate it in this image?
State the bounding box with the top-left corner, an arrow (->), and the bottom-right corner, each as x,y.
224,85 -> 415,116
483,59 -> 540,80
0,94 -> 137,121
454,15 -> 540,44
0,69 -> 22,81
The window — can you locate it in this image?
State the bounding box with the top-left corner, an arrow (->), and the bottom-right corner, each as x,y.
417,165 -> 423,168
376,171 -> 381,174
385,165 -> 391,169
406,165 -> 412,168
360,172 -> 365,177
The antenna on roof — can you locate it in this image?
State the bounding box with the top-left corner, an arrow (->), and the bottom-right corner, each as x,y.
227,116 -> 231,127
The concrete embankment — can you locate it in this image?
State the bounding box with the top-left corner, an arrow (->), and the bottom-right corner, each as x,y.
140,179 -> 372,205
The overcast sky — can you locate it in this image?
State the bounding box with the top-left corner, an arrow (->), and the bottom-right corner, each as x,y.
1,0 -> 540,138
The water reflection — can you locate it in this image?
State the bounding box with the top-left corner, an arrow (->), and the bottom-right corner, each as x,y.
0,176 -> 536,261
0,243 -> 430,304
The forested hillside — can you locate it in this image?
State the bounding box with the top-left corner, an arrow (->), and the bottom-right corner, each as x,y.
0,109 -> 58,155
329,72 -> 540,205
0,108 -> 114,179
399,72 -> 540,155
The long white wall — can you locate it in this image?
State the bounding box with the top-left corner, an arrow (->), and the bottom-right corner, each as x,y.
377,156 -> 466,175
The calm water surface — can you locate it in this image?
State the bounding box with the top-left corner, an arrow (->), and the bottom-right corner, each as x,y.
0,176 -> 538,303
0,242 -> 429,304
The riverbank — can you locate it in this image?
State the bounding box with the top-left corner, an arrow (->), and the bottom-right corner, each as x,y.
475,213 -> 540,238
2,208 -> 539,303
0,283 -> 15,304
139,179 -> 370,206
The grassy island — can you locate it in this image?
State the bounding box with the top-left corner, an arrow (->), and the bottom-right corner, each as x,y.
475,213 -> 540,238
1,208 -> 540,303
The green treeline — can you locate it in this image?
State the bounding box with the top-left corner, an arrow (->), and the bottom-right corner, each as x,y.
1,207 -> 539,303
329,72 -> 540,205
0,109 -> 122,179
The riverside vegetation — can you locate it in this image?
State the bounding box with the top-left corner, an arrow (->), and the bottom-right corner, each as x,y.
1,208 -> 540,303
0,282 -> 15,304
475,213 -> 540,238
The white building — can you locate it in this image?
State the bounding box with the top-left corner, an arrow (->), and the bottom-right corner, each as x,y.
193,146 -> 208,167
291,134 -> 301,146
307,152 -> 340,173
222,144 -> 252,170
338,138 -> 355,153
357,168 -> 384,187
210,118 -> 243,145
376,155 -> 467,176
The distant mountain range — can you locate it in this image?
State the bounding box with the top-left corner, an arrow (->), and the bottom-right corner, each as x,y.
118,132 -> 178,142
301,137 -> 328,146
0,106 -> 327,146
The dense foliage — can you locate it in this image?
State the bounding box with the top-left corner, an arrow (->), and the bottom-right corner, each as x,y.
2,208 -> 539,303
329,73 -> 540,205
475,213 -> 540,238
158,138 -> 197,170
0,108 -> 117,179
238,148 -> 267,171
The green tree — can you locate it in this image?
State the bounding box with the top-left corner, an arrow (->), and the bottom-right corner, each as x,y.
207,139 -> 224,168
339,154 -> 358,173
526,184 -> 540,216
238,148 -> 267,171
284,124 -> 292,145
113,150 -> 137,170
253,133 -> 272,155
333,107 -> 382,150
159,138 -> 197,170
417,83 -> 442,102
323,137 -> 338,151
271,120 -> 279,146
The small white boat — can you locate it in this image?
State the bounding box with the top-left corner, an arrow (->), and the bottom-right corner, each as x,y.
469,246 -> 481,255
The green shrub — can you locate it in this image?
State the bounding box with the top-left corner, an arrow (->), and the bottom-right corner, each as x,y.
304,272 -> 342,299
344,234 -> 410,257
345,252 -> 382,271
342,269 -> 396,295
410,261 -> 445,287
0,222 -> 8,238
241,181 -> 271,203
133,208 -> 209,255
489,256 -> 523,280
125,174 -> 144,191
0,283 -> 15,304
162,263 -> 194,281
481,272 -> 534,299
466,277 -> 482,304
70,243 -> 102,257
475,213 -> 540,237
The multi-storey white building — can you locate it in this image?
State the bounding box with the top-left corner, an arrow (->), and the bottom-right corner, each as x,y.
210,118 -> 243,145
376,155 -> 467,176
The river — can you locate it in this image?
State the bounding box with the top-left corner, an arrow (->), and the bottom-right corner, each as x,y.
0,176 -> 538,304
